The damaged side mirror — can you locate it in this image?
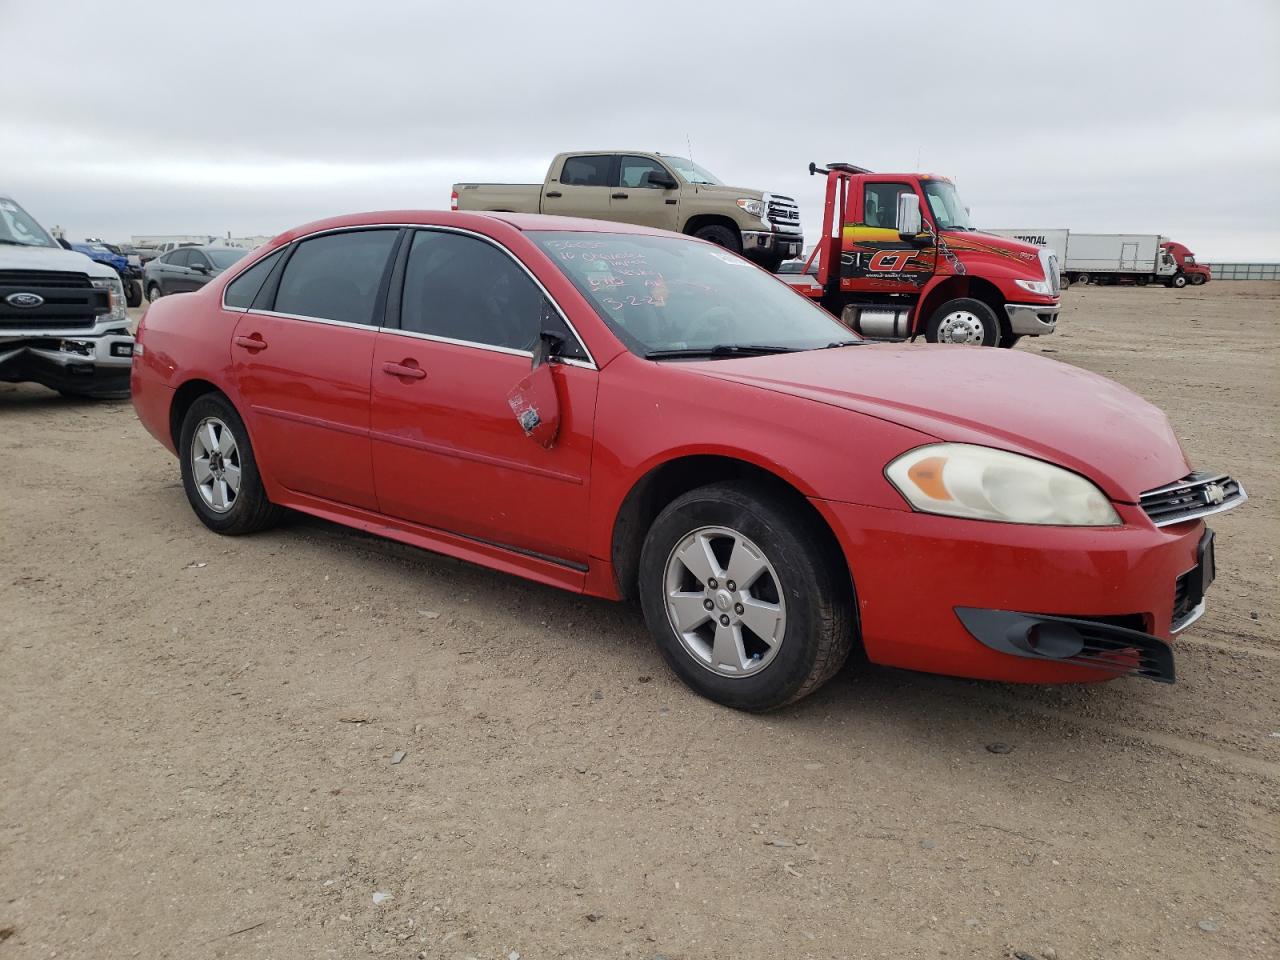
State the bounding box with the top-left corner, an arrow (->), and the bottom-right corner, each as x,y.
506,329 -> 566,448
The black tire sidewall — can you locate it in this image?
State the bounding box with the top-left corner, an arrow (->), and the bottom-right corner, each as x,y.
693,224 -> 742,254
925,297 -> 1001,347
178,394 -> 270,534
638,483 -> 846,712
147,283 -> 162,301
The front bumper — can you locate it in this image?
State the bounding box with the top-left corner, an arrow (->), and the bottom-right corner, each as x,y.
1005,302 -> 1059,336
741,230 -> 804,260
0,333 -> 135,395
811,497 -> 1218,684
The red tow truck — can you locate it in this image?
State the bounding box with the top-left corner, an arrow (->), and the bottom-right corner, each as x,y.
781,163 -> 1061,348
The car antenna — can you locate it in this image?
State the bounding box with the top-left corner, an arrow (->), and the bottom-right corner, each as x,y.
686,133 -> 694,163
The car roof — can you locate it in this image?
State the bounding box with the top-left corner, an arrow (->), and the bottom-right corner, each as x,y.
273,210 -> 673,246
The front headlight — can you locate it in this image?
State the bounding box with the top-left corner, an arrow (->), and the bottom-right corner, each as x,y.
92,277 -> 128,322
1015,278 -> 1054,295
886,443 -> 1121,526
735,198 -> 766,218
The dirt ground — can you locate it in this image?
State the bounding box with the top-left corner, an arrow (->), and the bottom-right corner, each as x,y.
2,281 -> 1277,960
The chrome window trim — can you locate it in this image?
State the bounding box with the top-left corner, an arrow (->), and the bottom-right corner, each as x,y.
225,222 -> 597,370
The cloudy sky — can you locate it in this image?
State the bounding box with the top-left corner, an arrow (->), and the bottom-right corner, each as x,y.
6,0 -> 1278,259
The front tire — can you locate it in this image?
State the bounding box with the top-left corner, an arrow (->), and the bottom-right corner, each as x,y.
692,224 -> 742,254
638,481 -> 854,712
179,393 -> 282,535
1190,273 -> 1206,285
924,297 -> 1001,347
147,282 -> 162,302
1172,273 -> 1188,288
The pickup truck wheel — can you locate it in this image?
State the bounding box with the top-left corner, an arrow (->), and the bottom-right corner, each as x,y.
1172,274 -> 1188,288
179,394 -> 283,535
693,224 -> 742,254
124,280 -> 143,307
147,282 -> 162,302
924,298 -> 1000,347
638,481 -> 854,712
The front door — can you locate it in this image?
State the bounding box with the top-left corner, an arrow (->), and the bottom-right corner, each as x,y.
369,227 -> 597,566
230,228 -> 401,511
541,153 -> 614,223
840,179 -> 936,295
611,155 -> 679,229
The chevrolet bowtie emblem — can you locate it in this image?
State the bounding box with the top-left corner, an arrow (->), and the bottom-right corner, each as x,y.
1202,482 -> 1226,505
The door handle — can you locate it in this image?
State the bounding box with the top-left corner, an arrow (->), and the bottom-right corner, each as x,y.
382,360 -> 426,380
611,192 -> 628,199
545,191 -> 562,198
233,334 -> 267,351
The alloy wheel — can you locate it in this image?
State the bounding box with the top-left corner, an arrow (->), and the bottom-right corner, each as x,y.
662,525 -> 787,677
190,416 -> 241,513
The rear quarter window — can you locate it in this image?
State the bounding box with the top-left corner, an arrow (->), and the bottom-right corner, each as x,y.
223,250 -> 283,309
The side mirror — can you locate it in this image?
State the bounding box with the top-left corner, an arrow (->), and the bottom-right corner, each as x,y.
896,193 -> 923,241
531,329 -> 564,370
507,330 -> 565,448
645,170 -> 678,189
190,262 -> 209,274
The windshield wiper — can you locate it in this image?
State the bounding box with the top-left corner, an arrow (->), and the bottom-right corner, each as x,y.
822,340 -> 867,349
0,239 -> 39,246
645,344 -> 798,360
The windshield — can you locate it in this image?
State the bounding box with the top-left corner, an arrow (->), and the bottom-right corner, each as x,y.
531,231 -> 854,357
0,197 -> 57,248
206,248 -> 247,269
663,157 -> 722,186
921,179 -> 973,231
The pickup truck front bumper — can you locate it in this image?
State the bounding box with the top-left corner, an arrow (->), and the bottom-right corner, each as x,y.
0,333 -> 134,397
1005,302 -> 1059,337
741,230 -> 804,260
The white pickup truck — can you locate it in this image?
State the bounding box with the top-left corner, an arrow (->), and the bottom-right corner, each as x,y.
1,194 -> 134,398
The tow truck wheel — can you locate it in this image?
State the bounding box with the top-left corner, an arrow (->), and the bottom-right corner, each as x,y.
925,298 -> 1000,347
1172,274 -> 1188,288
692,224 -> 742,254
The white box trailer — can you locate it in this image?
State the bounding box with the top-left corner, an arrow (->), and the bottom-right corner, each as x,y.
1062,233 -> 1177,285
985,228 -> 1070,260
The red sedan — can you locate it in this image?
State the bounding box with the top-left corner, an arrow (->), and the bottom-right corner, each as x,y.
131,211 -> 1246,711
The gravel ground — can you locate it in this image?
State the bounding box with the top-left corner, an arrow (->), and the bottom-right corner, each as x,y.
1,281 -> 1276,960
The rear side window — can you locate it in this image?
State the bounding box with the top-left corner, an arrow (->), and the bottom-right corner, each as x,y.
224,249 -> 283,308
399,230 -> 584,358
560,155 -> 611,187
273,230 -> 398,325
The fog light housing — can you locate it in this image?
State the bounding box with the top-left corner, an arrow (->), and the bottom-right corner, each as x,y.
61,339 -> 94,357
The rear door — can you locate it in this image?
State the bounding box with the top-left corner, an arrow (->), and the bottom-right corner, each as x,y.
542,154 -> 615,223
841,179 -> 936,295
369,227 -> 598,567
611,155 -> 679,229
230,228 -> 401,511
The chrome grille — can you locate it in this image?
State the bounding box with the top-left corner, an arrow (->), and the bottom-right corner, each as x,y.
1140,471 -> 1245,527
1047,253 -> 1061,295
766,195 -> 801,231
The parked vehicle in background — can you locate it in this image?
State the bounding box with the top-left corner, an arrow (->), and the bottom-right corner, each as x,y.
780,163 -> 1060,347
1158,240 -> 1210,286
132,209 -> 1244,710
0,194 -> 134,398
990,230 -> 1211,288
452,151 -> 804,271
144,245 -> 245,301
71,242 -> 144,307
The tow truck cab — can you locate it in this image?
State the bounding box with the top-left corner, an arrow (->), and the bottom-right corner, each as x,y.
781,163 -> 1061,348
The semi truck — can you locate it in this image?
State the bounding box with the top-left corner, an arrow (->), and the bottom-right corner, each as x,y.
452,151 -> 804,271
987,229 -> 1211,288
779,163 -> 1060,348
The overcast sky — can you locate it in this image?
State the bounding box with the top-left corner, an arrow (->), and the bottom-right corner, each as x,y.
5,0 -> 1278,259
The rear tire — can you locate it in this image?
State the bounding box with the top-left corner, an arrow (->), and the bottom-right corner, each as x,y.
1135,275 -> 1149,287
924,297 -> 1001,347
179,393 -> 283,536
1189,274 -> 1206,285
638,481 -> 853,712
1075,273 -> 1090,285
693,224 -> 742,254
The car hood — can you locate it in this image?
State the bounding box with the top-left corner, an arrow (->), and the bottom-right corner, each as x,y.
0,243 -> 117,280
685,345 -> 1189,502
692,183 -> 766,201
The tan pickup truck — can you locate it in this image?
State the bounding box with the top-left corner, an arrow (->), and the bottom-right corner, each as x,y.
451,151 -> 804,271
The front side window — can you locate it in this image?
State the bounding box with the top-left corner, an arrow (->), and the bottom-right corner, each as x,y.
618,156 -> 671,188
560,155 -> 611,187
223,249 -> 283,308
921,179 -> 973,231
531,231 -> 851,357
0,197 -> 57,248
399,230 -> 583,357
274,229 -> 398,325
188,250 -> 211,270
863,182 -> 914,229
168,249 -> 192,268
206,248 -> 247,270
